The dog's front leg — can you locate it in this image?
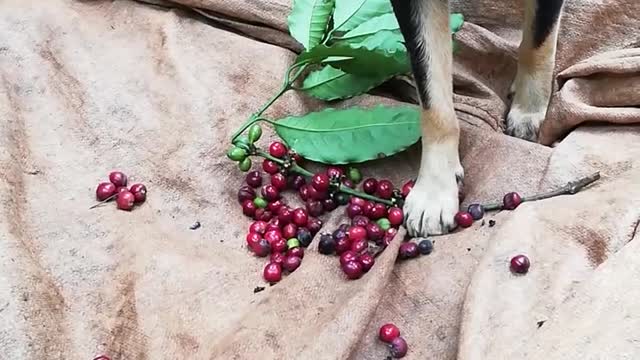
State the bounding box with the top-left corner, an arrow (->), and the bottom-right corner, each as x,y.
391,0 -> 463,236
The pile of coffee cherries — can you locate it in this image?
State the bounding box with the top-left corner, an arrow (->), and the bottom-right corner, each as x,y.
379,323 -> 408,358
95,171 -> 147,211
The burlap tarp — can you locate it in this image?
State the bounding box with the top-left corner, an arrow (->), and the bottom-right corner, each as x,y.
1,0 -> 639,359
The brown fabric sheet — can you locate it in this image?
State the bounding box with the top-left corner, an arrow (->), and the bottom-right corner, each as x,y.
0,0 -> 639,359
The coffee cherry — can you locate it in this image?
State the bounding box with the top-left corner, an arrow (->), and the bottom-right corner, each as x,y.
253,197 -> 268,209
96,182 -> 117,201
362,178 -> 377,194
454,211 -> 474,228
296,228 -> 312,247
269,141 -> 287,158
348,226 -> 367,241
338,223 -> 350,232
376,180 -> 394,199
340,251 -> 359,267
255,209 -> 273,222
247,124 -> 262,143
307,217 -> 323,235
271,238 -> 287,253
366,222 -> 384,241
351,215 -> 370,228
246,232 -> 262,247
335,237 -> 352,255
358,253 -> 375,272
318,233 -> 336,254
510,254 -> 530,274
401,180 -> 414,198
311,173 -> 330,192
342,179 -> 355,189
467,204 -> 485,220
109,171 -> 128,187
346,204 -> 363,218
377,218 -> 391,231
238,158 -> 252,172
292,208 -> 309,227
287,246 -> 305,259
333,228 -> 348,241
242,199 -> 257,216
418,239 -> 433,255
379,323 -> 400,343
261,185 -> 280,202
264,229 -> 282,245
251,239 -> 271,257
363,202 -> 375,218
388,208 -> 404,226
299,185 -> 310,201
350,197 -> 368,207
390,336 -> 408,358
307,184 -> 329,201
287,238 -> 300,249
282,223 -> 297,239
322,198 -> 338,212
347,167 -> 362,184
399,242 -> 419,259
503,192 -> 522,210
369,203 -> 387,220
263,262 -> 282,283
288,175 -> 306,190
116,191 -> 135,210
326,166 -> 343,179
267,199 -> 286,213
334,193 -> 350,206
351,239 -> 368,254
306,200 -> 324,217
384,228 -> 398,246
262,159 -> 279,174
283,256 -> 302,272
237,185 -> 256,203
266,219 -> 281,233
227,147 -> 247,161
342,260 -> 364,280
129,183 -> 147,203
249,221 -> 268,235
275,207 -> 292,224
271,173 -> 287,191
270,252 -> 285,265
115,186 -> 129,194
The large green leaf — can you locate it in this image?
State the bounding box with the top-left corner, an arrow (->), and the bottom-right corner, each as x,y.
274,105 -> 420,164
333,0 -> 392,32
287,0 -> 335,50
300,65 -> 392,101
297,30 -> 409,77
333,13 -> 400,42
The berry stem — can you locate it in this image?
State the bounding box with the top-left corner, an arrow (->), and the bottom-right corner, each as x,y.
339,185 -> 394,206
89,193 -> 118,209
481,172 -> 601,211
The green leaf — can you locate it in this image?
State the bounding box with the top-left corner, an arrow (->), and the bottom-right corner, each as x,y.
287,0 -> 336,50
450,13 -> 464,34
273,105 -> 420,164
301,65 -> 392,101
334,13 -> 399,42
333,0 -> 392,32
297,30 -> 409,77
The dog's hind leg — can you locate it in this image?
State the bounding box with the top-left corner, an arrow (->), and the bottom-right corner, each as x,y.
506,0 -> 565,141
390,0 -> 463,236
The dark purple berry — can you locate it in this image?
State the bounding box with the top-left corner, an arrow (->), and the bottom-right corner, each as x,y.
351,215 -> 370,227
346,204 -> 363,218
277,206 -> 293,224
342,260 -> 364,280
245,171 -> 262,188
503,192 -> 522,210
334,192 -> 350,206
322,198 -> 338,212
262,159 -> 279,174
296,228 -> 313,247
335,237 -> 352,255
366,222 -> 384,241
350,239 -> 368,254
283,256 -> 302,272
261,185 -> 280,202
306,200 -> 324,217
326,166 -> 343,179
467,204 -> 485,220
390,336 -> 408,358
311,173 -> 330,192
399,242 -> 419,259
287,246 -> 304,259
299,185 -> 310,201
369,203 -> 387,220
510,254 -> 530,274
307,217 -> 323,235
376,180 -> 394,199
288,175 -> 306,190
340,251 -> 358,267
362,178 -> 377,194
358,253 -> 375,272
418,239 -> 433,255
307,184 -> 328,201
318,233 -> 336,255
332,228 -> 348,241
238,185 -> 256,203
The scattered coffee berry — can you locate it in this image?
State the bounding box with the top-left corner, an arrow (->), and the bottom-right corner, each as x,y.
307,184 -> 328,201
350,239 -> 368,254
287,238 -> 300,249
238,185 -> 256,204
401,180 -> 414,198
263,262 -> 282,283
390,336 -> 408,358
255,209 -> 272,222
286,246 -> 304,259
261,185 -> 280,202
454,211 -> 474,228
347,167 -> 362,184
311,173 -> 330,192
296,228 -> 313,247
369,203 -> 387,220
362,178 -> 378,194
292,208 -> 309,227
246,232 -> 262,247
399,242 -> 419,259
282,223 -> 297,239
346,203 -> 363,218
376,180 -> 394,199
242,199 -> 257,216
377,218 -> 391,231
350,197 -> 368,207
351,215 -> 370,228
307,217 -> 323,235
366,222 -> 384,241
342,260 -> 364,280
510,254 -> 530,274
268,199 -> 286,213
306,200 -> 324,217
417,239 -> 433,255
271,238 -> 287,253
262,159 -> 279,174
334,192 -> 350,206
503,192 -> 522,210
270,252 -> 285,265
467,204 -> 484,220
129,183 -> 147,203
340,251 -> 359,267
379,323 -> 401,343
251,239 -> 271,257
358,253 -> 375,272
363,202 -> 375,218
109,171 -> 128,187
318,233 -> 336,255
348,226 -> 367,241
266,219 -> 281,233
335,237 -> 352,255
288,174 -> 306,190
264,229 -> 282,245
96,182 -> 117,201
322,198 -> 338,212
333,228 -> 348,241
253,197 -> 268,209
269,142 -> 287,158
245,171 -> 263,188
326,166 -> 343,179
387,207 -> 404,226
283,256 -> 302,272
270,173 -> 287,191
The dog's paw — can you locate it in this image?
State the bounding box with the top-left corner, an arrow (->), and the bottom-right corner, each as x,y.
403,167 -> 463,237
505,104 -> 545,142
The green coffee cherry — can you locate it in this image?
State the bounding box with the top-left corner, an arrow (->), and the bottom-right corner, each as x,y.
248,124 -> 263,143
377,218 -> 391,231
254,197 -> 268,209
226,147 -> 247,161
238,157 -> 252,172
347,167 -> 362,184
287,238 -> 300,249
233,135 -> 251,151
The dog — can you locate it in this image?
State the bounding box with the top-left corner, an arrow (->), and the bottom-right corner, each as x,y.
389,0 -> 565,237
